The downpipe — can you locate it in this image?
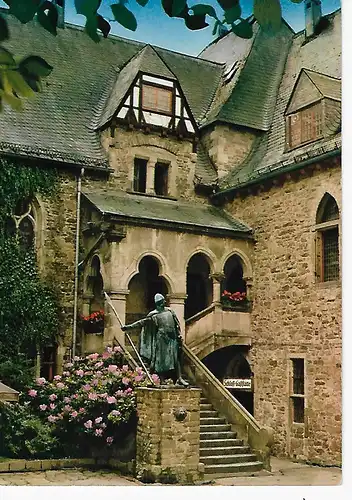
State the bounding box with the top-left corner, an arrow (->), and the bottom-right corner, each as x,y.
72,167 -> 85,358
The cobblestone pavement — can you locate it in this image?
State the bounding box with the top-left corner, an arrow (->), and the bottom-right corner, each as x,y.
0,458 -> 342,487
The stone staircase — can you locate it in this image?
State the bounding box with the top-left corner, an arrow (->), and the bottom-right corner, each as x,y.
200,395 -> 263,477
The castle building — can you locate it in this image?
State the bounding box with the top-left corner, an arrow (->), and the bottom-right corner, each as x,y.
0,1 -> 341,465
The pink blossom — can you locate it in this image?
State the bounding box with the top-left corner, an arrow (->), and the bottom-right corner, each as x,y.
88,392 -> 98,400
73,394 -> 79,399
88,353 -> 99,361
122,377 -> 130,385
36,377 -> 46,385
49,394 -> 57,401
53,375 -> 61,381
95,371 -> 103,378
73,356 -> 80,361
91,378 -> 99,386
102,351 -> 111,359
110,410 -> 121,417
113,346 -> 122,353
151,374 -> 160,383
39,404 -> 47,411
63,397 -> 71,404
65,362 -> 73,368
79,407 -> 86,413
70,411 -> 78,418
63,405 -> 72,413
106,436 -> 114,444
106,347 -> 112,353
83,384 -> 92,392
84,420 -> 93,429
115,390 -> 124,397
94,362 -> 103,369
98,392 -> 108,399
56,382 -> 65,390
84,371 -> 92,376
106,396 -> 117,404
62,371 -> 70,377
100,423 -> 107,429
108,364 -> 118,373
49,403 -> 56,410
95,416 -> 103,424
75,369 -> 84,377
48,415 -> 57,423
122,365 -> 129,372
28,389 -> 37,397
134,375 -> 143,382
95,428 -> 103,436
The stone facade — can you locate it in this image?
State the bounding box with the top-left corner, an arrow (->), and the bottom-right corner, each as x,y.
135,387 -> 202,484
225,162 -> 342,465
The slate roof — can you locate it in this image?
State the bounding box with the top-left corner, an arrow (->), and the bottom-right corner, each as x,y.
83,190 -> 252,237
200,21 -> 293,131
219,9 -> 341,191
0,10 -> 223,168
194,143 -> 218,187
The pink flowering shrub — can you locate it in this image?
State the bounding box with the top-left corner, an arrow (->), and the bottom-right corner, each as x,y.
23,347 -> 159,457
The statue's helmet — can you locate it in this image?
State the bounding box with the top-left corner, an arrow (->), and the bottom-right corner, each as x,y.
154,293 -> 165,304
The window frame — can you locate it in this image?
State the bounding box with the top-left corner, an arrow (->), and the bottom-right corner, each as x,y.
141,83 -> 173,116
314,195 -> 340,283
286,101 -> 324,151
289,357 -> 306,425
133,158 -> 148,194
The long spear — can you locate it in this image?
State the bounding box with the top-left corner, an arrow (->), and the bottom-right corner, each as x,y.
103,291 -> 155,385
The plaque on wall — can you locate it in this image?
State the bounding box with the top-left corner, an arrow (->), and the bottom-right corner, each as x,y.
223,378 -> 252,390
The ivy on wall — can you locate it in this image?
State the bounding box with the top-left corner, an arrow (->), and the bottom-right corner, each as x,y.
0,156 -> 60,390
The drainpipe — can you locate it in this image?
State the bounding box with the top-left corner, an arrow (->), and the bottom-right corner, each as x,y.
72,167 -> 85,358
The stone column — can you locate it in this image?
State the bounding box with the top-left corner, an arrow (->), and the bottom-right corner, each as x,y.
244,276 -> 253,302
167,293 -> 187,340
136,386 -> 203,484
104,289 -> 129,348
211,272 -> 225,305
146,160 -> 155,194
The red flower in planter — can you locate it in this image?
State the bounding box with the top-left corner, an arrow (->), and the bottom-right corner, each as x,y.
222,290 -> 247,304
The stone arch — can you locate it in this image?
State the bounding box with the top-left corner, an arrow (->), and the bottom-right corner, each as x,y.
220,249 -> 253,280
185,247 -> 216,275
316,192 -> 340,224
124,250 -> 174,293
185,251 -> 214,319
130,138 -> 179,156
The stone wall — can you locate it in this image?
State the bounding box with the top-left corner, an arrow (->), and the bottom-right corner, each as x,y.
225,163 -> 342,465
135,387 -> 202,484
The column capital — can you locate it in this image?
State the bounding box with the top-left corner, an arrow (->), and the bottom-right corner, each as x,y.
107,289 -> 130,299
210,272 -> 225,283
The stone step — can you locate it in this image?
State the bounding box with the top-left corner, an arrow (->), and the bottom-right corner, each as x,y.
200,410 -> 218,418
200,398 -> 209,404
200,417 -> 226,425
200,424 -> 232,433
201,453 -> 258,466
203,461 -> 264,476
200,438 -> 243,448
200,403 -> 213,412
200,430 -> 236,440
200,446 -> 250,457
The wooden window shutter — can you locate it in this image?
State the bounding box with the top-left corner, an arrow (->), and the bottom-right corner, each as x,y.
315,231 -> 323,282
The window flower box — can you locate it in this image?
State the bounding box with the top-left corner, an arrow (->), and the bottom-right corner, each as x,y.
221,291 -> 251,312
81,310 -> 104,334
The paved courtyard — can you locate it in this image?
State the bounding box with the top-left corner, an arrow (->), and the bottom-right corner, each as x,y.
0,457 -> 342,487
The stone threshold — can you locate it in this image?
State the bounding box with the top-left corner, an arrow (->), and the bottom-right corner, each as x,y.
0,458 -> 135,474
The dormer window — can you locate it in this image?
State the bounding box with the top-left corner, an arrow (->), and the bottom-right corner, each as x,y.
142,84 -> 173,115
287,102 -> 323,149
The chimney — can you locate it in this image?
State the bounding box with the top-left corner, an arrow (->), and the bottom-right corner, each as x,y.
54,0 -> 65,29
305,0 -> 322,38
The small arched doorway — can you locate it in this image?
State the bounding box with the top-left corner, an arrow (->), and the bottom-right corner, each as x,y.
202,345 -> 254,415
185,253 -> 213,319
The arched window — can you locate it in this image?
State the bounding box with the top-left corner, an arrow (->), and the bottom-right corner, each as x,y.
6,198 -> 36,251
185,253 -> 212,319
315,194 -> 340,282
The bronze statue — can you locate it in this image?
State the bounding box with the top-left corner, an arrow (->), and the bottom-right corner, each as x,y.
122,294 -> 189,386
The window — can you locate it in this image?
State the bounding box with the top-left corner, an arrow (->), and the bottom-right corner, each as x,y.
287,103 -> 323,149
5,198 -> 36,251
142,84 -> 173,114
154,162 -> 169,196
290,358 -> 305,424
133,158 -> 147,193
315,194 -> 340,282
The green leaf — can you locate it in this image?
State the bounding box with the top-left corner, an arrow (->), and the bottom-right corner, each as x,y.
136,0 -> 149,6
0,90 -> 23,111
5,0 -> 41,24
232,19 -> 253,39
37,1 -> 58,36
0,14 -> 9,42
161,0 -> 188,19
74,0 -> 101,17
171,0 -> 187,17
184,13 -> 209,31
5,70 -> 35,98
111,4 -> 137,32
253,0 -> 282,33
19,56 -> 53,78
97,14 -> 111,38
212,19 -> 220,36
0,47 -> 16,69
224,5 -> 242,24
85,15 -> 100,42
290,0 -> 303,3
191,4 -> 217,19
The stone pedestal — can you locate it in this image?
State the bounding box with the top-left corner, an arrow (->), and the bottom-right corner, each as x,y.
135,387 -> 203,484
